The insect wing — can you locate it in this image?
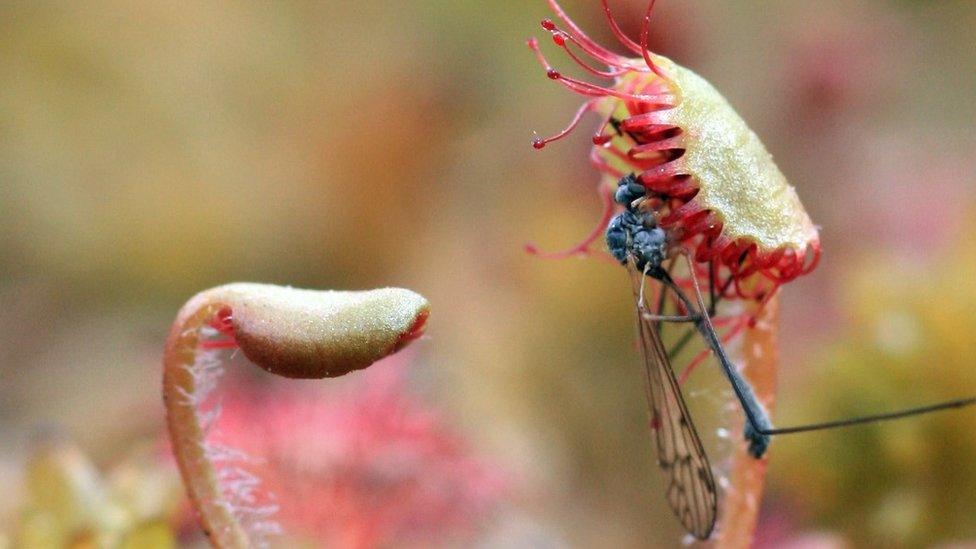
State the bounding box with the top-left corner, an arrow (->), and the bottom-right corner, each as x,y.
631,271 -> 718,539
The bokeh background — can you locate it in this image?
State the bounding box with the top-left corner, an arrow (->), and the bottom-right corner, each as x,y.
2,1 -> 975,547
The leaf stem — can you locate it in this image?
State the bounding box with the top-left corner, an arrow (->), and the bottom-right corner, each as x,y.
714,295 -> 779,548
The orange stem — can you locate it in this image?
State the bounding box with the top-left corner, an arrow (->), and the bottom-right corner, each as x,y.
714,295 -> 779,548
163,300 -> 248,547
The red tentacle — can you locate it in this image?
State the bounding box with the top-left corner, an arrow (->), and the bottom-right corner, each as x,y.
525,182 -> 617,262
546,0 -> 630,67
638,0 -> 668,78
599,0 -> 644,56
532,98 -> 598,150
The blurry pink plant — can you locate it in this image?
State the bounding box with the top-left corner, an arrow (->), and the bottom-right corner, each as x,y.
210,355 -> 509,548
753,506 -> 849,549
782,4 -> 903,124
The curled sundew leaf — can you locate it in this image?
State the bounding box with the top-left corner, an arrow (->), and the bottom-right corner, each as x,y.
527,1 -> 821,544
162,283 -> 430,548
528,1 -> 820,299
186,283 -> 430,379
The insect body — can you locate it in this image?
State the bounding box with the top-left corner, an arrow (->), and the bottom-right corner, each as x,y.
605,176 -> 718,538
605,176 -> 665,271
605,174 -> 777,538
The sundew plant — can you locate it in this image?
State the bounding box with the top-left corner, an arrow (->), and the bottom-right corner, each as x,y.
162,284 -> 429,547
527,0 -> 972,545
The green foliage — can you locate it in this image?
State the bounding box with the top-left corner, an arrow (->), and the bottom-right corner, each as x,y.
12,435 -> 181,549
773,236 -> 976,546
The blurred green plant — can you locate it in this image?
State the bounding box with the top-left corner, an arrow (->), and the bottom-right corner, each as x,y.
774,226 -> 976,546
10,432 -> 181,549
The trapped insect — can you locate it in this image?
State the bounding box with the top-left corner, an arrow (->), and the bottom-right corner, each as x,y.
529,0 -> 976,540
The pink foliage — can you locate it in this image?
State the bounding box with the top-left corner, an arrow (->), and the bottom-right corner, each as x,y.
211,357 -> 508,548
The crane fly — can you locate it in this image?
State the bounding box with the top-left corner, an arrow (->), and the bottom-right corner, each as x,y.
607,175 -> 976,540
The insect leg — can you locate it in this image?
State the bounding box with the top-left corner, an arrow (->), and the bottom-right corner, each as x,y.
640,311 -> 700,323
667,271 -> 735,360
708,260 -> 717,313
761,397 -> 976,435
665,254 -> 773,457
525,181 -> 617,261
676,259 -> 976,444
639,263 -> 697,323
638,263 -> 650,308
676,316 -> 749,385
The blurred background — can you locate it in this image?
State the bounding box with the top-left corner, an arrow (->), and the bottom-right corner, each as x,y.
2,1 -> 975,547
